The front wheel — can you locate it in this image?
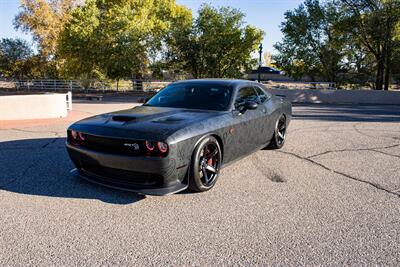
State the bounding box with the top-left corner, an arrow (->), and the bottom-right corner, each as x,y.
268,114 -> 287,149
188,136 -> 222,192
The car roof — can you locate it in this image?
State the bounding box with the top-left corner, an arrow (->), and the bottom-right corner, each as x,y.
172,79 -> 259,88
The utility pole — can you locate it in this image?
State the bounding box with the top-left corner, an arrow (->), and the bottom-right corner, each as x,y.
258,43 -> 263,82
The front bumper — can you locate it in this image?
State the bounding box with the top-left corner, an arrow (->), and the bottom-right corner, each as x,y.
66,143 -> 188,195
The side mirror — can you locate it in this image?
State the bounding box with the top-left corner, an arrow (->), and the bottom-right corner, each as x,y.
245,101 -> 258,110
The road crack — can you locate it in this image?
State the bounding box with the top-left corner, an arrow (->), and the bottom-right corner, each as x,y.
307,144 -> 400,159
11,128 -> 63,135
0,128 -> 64,150
0,162 -> 36,189
353,122 -> 400,140
275,150 -> 400,198
288,126 -> 331,134
0,131 -> 65,188
371,149 -> 400,159
41,133 -> 62,148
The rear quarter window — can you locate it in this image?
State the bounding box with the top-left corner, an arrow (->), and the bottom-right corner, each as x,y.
254,85 -> 272,103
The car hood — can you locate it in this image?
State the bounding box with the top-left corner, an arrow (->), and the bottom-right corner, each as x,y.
70,105 -> 225,140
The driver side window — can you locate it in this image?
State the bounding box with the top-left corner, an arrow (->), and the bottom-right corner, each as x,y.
234,87 -> 258,110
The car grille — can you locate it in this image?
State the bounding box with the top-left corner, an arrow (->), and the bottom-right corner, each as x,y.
80,162 -> 163,187
70,132 -> 144,156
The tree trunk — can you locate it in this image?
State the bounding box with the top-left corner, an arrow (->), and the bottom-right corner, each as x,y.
375,56 -> 384,90
116,79 -> 119,92
384,44 -> 391,91
383,59 -> 390,91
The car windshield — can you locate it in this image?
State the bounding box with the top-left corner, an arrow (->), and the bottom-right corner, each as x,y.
145,83 -> 233,111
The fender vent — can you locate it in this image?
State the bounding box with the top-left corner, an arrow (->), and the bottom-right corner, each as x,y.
152,116 -> 184,124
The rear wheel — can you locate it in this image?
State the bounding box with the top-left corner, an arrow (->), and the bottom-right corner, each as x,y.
268,114 -> 287,149
188,136 -> 222,192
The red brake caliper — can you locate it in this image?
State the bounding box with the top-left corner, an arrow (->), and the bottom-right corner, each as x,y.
205,148 -> 213,166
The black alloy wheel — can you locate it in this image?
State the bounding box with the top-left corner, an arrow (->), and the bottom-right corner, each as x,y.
189,136 -> 222,192
268,115 -> 287,149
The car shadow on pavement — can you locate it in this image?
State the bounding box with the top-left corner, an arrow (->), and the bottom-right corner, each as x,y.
0,138 -> 145,205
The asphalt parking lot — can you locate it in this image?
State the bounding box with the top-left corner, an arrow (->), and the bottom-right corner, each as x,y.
1,100 -> 399,266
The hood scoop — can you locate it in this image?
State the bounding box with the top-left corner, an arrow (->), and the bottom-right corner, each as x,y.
112,115 -> 137,122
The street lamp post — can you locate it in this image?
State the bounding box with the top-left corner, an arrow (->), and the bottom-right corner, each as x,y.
258,43 -> 263,82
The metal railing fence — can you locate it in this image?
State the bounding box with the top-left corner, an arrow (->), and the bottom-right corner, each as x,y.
9,79 -> 171,92
2,79 -> 342,92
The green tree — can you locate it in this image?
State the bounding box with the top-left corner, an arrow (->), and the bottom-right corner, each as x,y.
58,0 -> 192,82
0,38 -> 33,78
14,0 -> 78,78
14,0 -> 76,59
273,0 -> 346,82
340,0 -> 400,90
166,4 -> 264,78
392,23 -> 400,83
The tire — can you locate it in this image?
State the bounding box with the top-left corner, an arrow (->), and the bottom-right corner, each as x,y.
268,114 -> 287,149
188,136 -> 222,192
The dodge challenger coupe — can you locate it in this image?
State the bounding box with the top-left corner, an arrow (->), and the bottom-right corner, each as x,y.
66,79 -> 291,195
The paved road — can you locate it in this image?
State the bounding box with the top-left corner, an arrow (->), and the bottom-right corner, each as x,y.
1,102 -> 399,266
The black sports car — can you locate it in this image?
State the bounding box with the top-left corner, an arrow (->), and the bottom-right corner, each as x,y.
66,79 -> 291,195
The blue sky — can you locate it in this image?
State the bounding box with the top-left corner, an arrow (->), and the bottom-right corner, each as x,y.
0,0 -> 303,54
